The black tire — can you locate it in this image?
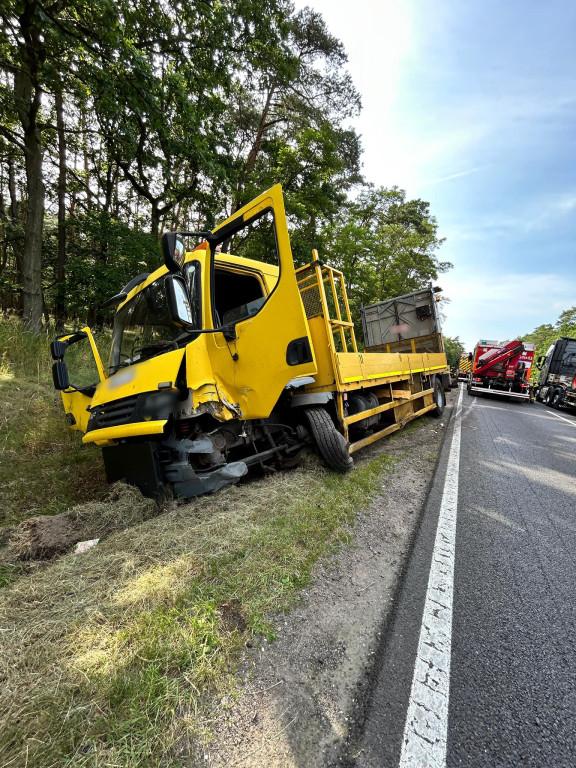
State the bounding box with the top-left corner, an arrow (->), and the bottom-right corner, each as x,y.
431,377 -> 445,416
534,388 -> 543,402
466,380 -> 474,396
552,388 -> 564,409
304,407 -> 353,473
546,388 -> 556,406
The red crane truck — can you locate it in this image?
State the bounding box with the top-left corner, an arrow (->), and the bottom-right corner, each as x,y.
466,339 -> 535,401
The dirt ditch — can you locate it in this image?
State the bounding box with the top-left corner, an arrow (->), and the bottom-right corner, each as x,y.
0,482 -> 158,563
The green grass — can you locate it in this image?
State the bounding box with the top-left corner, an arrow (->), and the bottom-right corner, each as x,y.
0,453 -> 394,768
0,320 -> 109,528
0,562 -> 25,588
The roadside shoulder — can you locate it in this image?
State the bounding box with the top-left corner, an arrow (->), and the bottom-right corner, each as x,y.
199,395 -> 457,767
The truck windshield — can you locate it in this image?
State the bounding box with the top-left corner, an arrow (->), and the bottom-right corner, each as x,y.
109,263 -> 201,373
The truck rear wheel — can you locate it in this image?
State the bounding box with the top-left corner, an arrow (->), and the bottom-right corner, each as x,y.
431,378 -> 445,416
552,388 -> 564,409
304,407 -> 353,473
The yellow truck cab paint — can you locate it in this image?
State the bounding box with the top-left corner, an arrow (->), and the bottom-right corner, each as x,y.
51,184 -> 450,501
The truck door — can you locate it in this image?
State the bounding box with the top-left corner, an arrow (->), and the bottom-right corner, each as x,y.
206,185 -> 317,418
51,328 -> 106,432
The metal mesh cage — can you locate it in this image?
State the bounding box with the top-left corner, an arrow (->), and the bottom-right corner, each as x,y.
297,266 -> 323,319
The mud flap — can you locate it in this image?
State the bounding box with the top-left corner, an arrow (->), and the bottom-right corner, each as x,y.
102,442 -> 165,503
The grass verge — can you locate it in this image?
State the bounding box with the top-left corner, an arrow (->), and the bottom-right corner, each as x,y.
0,452 -> 394,768
0,320 -> 109,528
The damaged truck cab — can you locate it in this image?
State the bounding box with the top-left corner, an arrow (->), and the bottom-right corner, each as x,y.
52,185 -> 449,501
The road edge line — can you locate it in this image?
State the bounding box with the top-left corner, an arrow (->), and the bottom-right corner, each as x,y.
398,385 -> 463,767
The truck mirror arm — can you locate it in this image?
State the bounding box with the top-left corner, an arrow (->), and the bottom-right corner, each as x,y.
176,325 -> 238,343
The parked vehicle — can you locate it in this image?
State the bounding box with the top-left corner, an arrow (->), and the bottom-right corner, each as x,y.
457,353 -> 473,382
51,185 -> 449,501
534,337 -> 576,409
467,339 -> 535,401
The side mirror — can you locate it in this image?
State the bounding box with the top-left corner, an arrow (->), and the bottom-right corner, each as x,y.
536,355 -> 544,368
50,331 -> 88,360
165,274 -> 195,328
162,232 -> 186,273
52,360 -> 70,390
51,339 -> 68,360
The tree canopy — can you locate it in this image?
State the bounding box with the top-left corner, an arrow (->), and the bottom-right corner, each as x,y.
522,306 -> 576,363
0,0 -> 449,335
443,335 -> 466,369
319,186 -> 451,324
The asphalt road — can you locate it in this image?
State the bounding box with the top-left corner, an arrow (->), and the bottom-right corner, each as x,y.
347,389 -> 576,768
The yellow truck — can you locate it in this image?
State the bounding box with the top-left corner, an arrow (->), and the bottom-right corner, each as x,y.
51,185 -> 449,500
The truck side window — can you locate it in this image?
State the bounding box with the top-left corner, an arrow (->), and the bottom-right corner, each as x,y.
183,260 -> 202,330
213,209 -> 279,326
214,269 -> 266,325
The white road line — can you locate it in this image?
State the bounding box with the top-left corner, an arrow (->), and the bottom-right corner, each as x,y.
398,385 -> 463,768
548,410 -> 576,428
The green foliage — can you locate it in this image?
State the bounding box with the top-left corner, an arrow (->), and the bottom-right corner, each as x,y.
1,0 -> 449,338
321,186 -> 451,324
522,305 -> 576,371
229,7 -> 363,255
443,335 -> 466,368
43,213 -> 160,321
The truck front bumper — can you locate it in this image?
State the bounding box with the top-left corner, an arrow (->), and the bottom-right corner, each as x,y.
469,385 -> 531,400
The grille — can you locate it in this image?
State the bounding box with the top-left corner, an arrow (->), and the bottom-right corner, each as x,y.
88,395 -> 140,430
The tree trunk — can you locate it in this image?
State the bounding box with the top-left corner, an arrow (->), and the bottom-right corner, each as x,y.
82,113 -> 92,211
151,201 -> 160,240
232,87 -> 275,215
21,118 -> 44,335
15,2 -> 45,336
55,88 -> 67,329
6,154 -> 23,313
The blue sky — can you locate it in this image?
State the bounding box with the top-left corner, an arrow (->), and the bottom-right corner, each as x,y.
293,0 -> 576,350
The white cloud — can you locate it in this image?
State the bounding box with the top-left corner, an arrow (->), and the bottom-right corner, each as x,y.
440,270 -> 574,349
290,0 -> 576,358
422,167 -> 482,187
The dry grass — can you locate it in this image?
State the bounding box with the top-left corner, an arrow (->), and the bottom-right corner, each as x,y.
0,454 -> 394,768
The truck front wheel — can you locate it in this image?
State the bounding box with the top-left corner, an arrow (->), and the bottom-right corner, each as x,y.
304,407 -> 353,473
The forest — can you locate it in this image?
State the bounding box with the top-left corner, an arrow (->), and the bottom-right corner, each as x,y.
1,0 -> 450,336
